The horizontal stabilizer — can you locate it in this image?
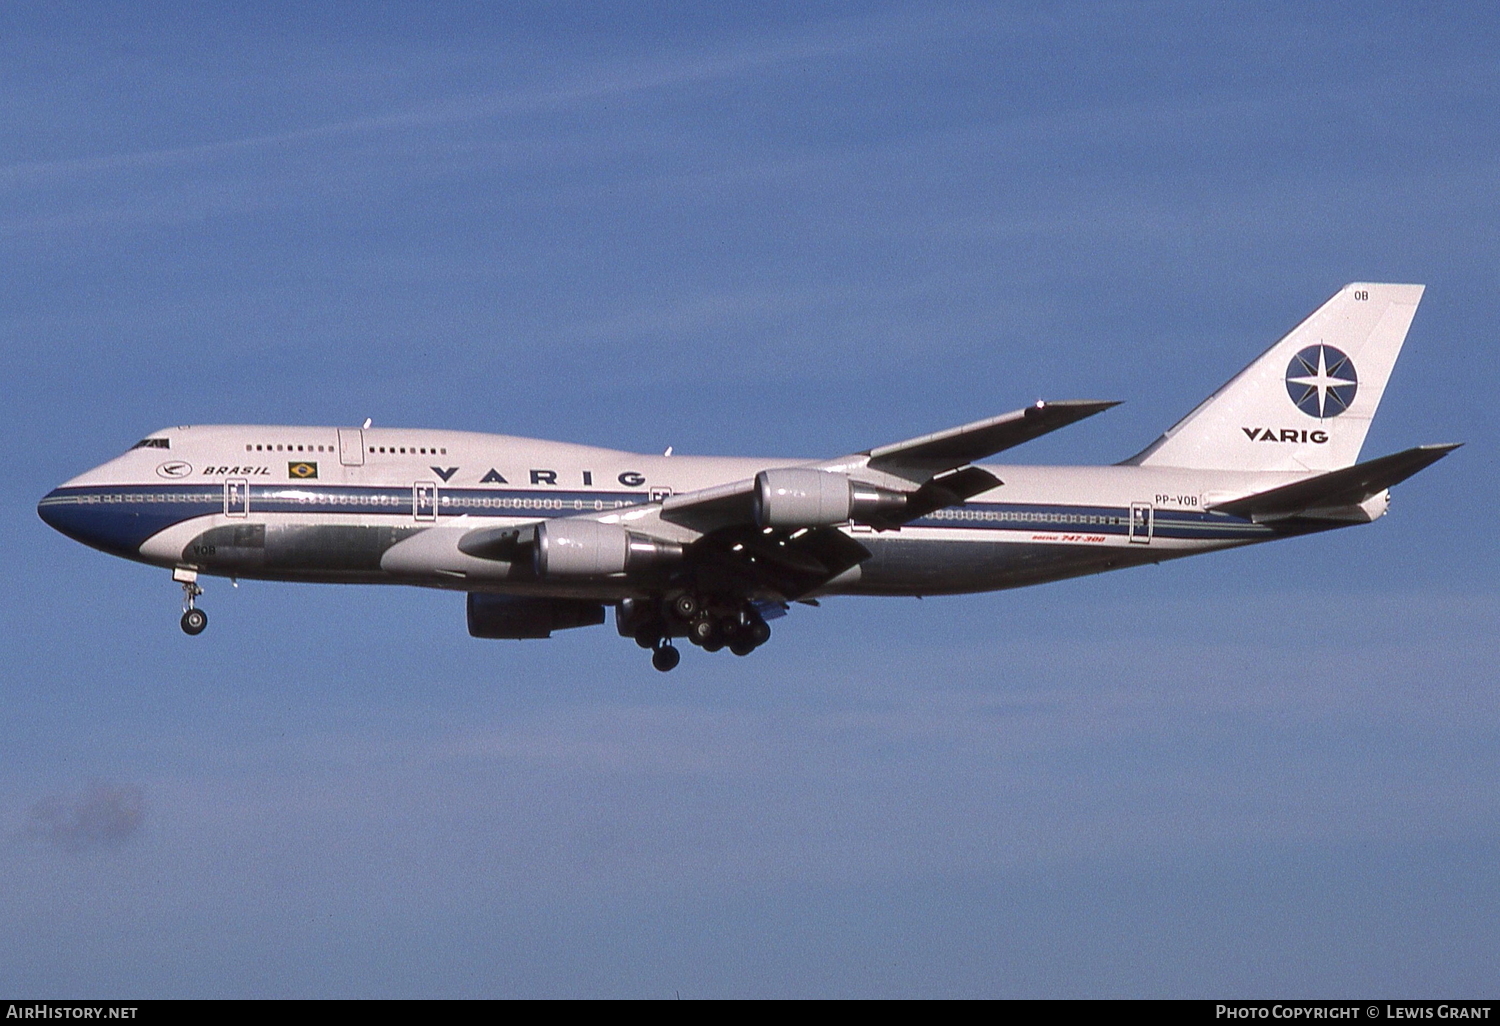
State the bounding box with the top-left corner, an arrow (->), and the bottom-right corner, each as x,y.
1209,444 -> 1460,521
865,400 -> 1118,474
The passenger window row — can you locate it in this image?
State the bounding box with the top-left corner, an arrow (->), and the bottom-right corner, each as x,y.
231,442 -> 452,455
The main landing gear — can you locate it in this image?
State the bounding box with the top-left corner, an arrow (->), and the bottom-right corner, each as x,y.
686,611 -> 770,655
175,567 -> 207,636
627,592 -> 773,671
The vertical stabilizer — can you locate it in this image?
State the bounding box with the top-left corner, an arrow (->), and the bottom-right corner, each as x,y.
1128,283 -> 1425,472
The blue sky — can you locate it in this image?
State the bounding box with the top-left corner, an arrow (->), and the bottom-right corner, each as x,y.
2,2 -> 1497,997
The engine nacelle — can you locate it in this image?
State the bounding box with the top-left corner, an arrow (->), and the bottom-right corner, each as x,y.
467,593 -> 605,639
533,519 -> 683,578
754,468 -> 906,528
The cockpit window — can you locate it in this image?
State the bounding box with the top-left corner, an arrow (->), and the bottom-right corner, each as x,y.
131,438 -> 170,450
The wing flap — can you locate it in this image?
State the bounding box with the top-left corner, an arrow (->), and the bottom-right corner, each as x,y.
867,465 -> 1001,529
688,525 -> 871,601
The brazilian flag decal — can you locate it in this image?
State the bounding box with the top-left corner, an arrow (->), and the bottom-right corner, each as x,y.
288,461 -> 318,479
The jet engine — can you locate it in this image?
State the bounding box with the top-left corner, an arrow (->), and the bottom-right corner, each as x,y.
753,468 -> 906,528
533,518 -> 684,578
466,593 -> 606,639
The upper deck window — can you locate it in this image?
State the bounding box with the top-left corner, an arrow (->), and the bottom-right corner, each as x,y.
131,438 -> 170,450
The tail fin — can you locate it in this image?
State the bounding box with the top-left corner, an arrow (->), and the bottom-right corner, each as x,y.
1128,283 -> 1425,472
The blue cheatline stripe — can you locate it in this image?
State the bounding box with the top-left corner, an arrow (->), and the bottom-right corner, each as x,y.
915,502 -> 1269,540
249,485 -> 649,516
38,484 -> 1271,550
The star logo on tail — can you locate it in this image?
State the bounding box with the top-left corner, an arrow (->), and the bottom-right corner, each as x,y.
1285,344 -> 1358,418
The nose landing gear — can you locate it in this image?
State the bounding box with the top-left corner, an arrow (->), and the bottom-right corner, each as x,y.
651,640 -> 681,672
175,568 -> 207,636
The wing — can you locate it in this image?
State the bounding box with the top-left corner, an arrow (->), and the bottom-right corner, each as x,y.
860,400 -> 1119,479
659,399 -> 1116,533
454,400 -> 1118,601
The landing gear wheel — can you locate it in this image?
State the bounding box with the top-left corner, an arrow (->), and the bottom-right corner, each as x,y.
746,619 -> 771,647
729,640 -> 755,657
634,627 -> 660,649
669,593 -> 700,621
651,644 -> 681,672
177,575 -> 205,634
688,616 -> 717,647
715,617 -> 744,654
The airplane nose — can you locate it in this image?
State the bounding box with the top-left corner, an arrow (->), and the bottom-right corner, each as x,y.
37,488 -> 69,534
39,482 -> 207,557
36,485 -> 138,556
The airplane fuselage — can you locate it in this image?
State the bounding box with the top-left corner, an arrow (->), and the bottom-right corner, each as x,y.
39,424 -> 1330,600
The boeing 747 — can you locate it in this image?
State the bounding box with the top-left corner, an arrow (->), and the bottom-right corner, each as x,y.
38,283 -> 1457,670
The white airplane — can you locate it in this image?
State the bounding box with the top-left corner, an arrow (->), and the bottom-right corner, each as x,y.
39,283 -> 1457,670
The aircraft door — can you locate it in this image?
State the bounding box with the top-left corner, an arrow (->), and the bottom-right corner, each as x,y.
414,481 -> 437,522
225,478 -> 249,518
1128,502 -> 1152,544
338,428 -> 365,466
